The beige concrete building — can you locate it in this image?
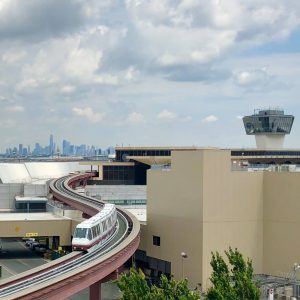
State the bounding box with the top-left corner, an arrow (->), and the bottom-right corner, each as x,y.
138,148 -> 300,290
0,213 -> 76,246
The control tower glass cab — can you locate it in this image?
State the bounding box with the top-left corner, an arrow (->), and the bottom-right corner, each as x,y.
243,109 -> 294,149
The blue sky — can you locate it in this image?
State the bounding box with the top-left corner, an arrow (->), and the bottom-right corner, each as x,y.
0,0 -> 299,151
244,29 -> 300,56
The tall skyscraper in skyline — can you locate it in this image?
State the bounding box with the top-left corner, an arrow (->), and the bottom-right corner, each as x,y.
49,134 -> 54,156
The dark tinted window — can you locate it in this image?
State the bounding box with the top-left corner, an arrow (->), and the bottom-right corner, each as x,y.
153,236 -> 160,246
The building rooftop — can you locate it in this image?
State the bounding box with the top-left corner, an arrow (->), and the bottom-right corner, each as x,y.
125,208 -> 146,224
115,146 -> 218,150
15,196 -> 48,202
0,212 -> 69,221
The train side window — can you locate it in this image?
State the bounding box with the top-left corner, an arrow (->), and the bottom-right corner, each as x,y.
88,229 -> 92,240
102,221 -> 107,232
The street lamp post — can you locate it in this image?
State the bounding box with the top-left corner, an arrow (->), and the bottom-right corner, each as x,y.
292,263 -> 300,299
181,252 -> 188,279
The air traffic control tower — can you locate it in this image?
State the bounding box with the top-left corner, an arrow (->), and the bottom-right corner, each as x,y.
243,108 -> 294,149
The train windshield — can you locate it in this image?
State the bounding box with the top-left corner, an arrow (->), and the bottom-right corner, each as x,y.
74,228 -> 87,239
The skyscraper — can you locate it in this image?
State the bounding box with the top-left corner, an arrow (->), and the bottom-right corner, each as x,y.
49,134 -> 54,156
18,144 -> 23,157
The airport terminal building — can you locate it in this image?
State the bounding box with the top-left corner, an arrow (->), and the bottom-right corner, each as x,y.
136,147 -> 300,289
1,108 -> 300,295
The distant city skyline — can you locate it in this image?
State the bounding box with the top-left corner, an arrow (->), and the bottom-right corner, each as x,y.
0,1 -> 299,149
2,134 -> 115,157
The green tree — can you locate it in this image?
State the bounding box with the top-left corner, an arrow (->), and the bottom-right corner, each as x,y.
117,268 -> 152,300
117,268 -> 200,300
207,247 -> 260,300
151,275 -> 200,300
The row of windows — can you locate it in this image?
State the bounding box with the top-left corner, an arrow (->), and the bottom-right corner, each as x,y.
116,150 -> 171,162
15,203 -> 46,210
231,150 -> 300,156
243,116 -> 294,134
88,214 -> 116,240
106,199 -> 146,205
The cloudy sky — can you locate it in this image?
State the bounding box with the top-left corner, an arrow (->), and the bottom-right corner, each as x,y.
0,0 -> 300,151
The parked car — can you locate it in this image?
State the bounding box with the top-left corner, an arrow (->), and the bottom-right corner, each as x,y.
34,244 -> 48,253
25,238 -> 36,247
30,241 -> 40,250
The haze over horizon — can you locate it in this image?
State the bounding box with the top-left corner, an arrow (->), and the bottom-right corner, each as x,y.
0,0 -> 300,150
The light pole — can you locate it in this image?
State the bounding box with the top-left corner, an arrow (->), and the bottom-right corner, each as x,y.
292,262 -> 300,299
181,252 -> 188,279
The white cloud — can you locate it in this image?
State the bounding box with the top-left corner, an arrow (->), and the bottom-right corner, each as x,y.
61,85 -> 76,94
72,107 -> 105,123
124,66 -> 139,81
2,50 -> 26,64
202,115 -> 218,123
65,47 -> 102,80
236,116 -> 243,119
5,105 -> 25,112
126,112 -> 145,124
157,109 -> 177,121
16,78 -> 38,90
0,1 -> 299,148
124,0 -> 300,81
234,67 -> 274,87
94,74 -> 119,85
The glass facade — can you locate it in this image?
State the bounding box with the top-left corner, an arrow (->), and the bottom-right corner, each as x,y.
243,110 -> 294,135
103,165 -> 135,182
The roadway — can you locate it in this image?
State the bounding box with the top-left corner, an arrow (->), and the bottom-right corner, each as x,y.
0,238 -> 48,279
0,239 -> 121,300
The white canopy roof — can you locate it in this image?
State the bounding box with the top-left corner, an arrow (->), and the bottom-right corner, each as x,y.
0,162 -> 91,184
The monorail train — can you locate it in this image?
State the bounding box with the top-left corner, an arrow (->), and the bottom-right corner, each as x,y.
72,203 -> 117,251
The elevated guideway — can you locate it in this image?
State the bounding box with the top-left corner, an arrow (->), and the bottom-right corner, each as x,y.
0,172 -> 140,300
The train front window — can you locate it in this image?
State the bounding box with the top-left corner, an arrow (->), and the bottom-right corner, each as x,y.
74,228 -> 87,239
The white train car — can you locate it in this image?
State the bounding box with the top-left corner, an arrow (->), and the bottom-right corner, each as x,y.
72,203 -> 117,251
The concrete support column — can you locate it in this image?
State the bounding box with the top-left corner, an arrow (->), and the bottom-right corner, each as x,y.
49,236 -> 53,249
90,282 -> 101,300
